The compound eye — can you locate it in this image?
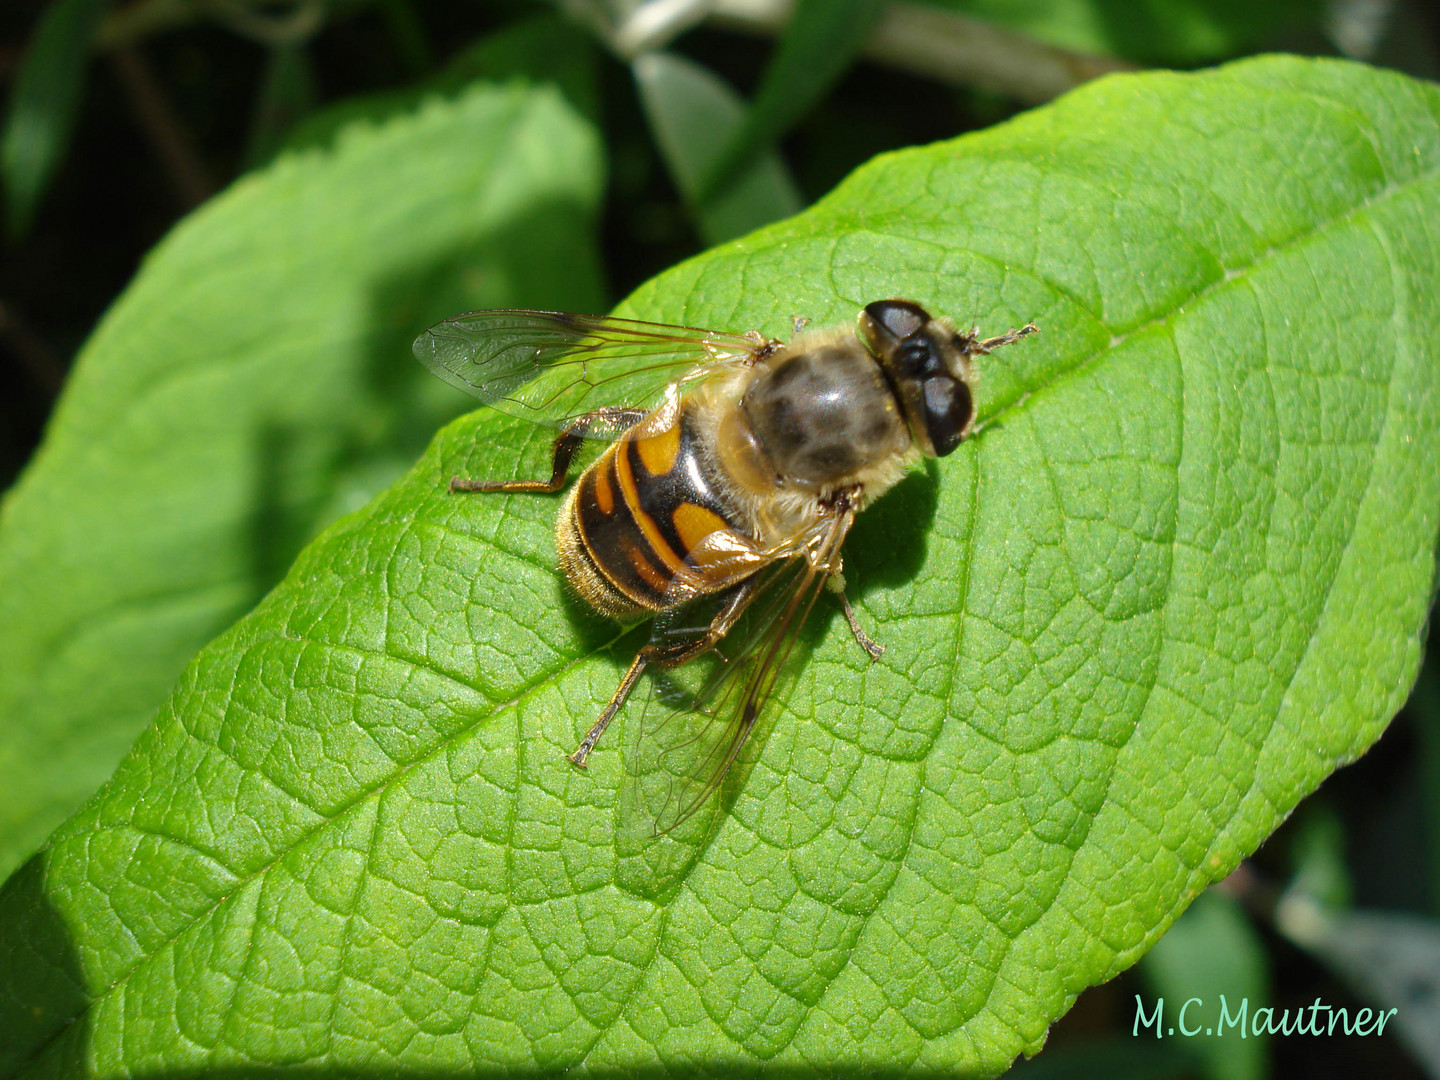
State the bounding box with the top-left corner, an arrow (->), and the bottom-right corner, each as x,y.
922,376 -> 974,456
863,300 -> 929,345
895,338 -> 933,376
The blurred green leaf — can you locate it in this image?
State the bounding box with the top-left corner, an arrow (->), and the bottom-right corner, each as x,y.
246,42 -> 319,168
0,82 -> 605,882
1142,892 -> 1269,1080
633,50 -> 803,245
2,54 -> 1439,1075
924,0 -> 1323,64
1,0 -> 106,238
700,0 -> 886,202
1287,806 -> 1354,912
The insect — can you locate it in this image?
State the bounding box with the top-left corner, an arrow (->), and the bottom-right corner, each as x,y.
414,301 -> 1036,832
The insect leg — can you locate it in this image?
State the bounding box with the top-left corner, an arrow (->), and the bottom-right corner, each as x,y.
647,575 -> 762,667
450,407 -> 648,494
568,653 -> 648,768
976,322 -> 1039,353
567,576 -> 761,768
836,587 -> 885,660
812,490 -> 881,660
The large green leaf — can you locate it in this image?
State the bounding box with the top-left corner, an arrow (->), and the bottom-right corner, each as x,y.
0,82 -> 605,882
2,54 -> 1438,1075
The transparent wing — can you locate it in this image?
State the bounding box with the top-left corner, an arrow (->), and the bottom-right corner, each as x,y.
413,309 -> 766,437
621,508 -> 855,839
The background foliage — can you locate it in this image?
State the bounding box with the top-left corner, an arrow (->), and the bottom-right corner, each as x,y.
3,1 -> 1440,1077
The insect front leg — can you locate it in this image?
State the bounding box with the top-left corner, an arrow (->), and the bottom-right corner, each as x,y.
840,584 -> 881,659
567,576 -> 761,768
822,570 -> 885,660
976,322 -> 1039,354
449,406 -> 648,494
814,487 -> 883,661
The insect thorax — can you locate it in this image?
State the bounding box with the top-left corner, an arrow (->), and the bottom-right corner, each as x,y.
740,338 -> 911,489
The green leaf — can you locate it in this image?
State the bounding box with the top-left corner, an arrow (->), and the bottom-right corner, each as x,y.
1287,806 -> 1353,912
1,0 -> 106,237
0,83 -> 604,882
3,54 -> 1439,1075
633,51 -> 803,246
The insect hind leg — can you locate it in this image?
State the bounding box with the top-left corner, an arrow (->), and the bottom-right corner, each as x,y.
450,406 -> 648,494
569,653 -> 648,768
567,576 -> 761,768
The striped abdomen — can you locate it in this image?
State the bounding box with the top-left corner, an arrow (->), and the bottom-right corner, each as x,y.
556,402 -> 745,618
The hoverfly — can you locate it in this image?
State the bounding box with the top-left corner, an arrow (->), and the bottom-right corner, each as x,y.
414,301 -> 1036,834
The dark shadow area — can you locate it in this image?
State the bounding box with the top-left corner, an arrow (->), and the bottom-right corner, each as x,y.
287,14 -> 603,160
246,420 -> 318,595
1006,1035 -> 1200,1079
0,853 -> 90,1075
842,463 -> 941,597
551,574 -> 641,659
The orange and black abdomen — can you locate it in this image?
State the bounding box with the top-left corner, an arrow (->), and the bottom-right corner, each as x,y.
561,404 -> 740,616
